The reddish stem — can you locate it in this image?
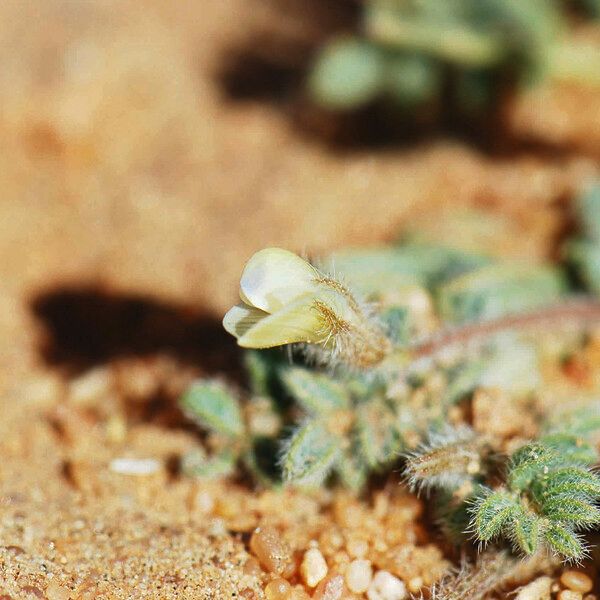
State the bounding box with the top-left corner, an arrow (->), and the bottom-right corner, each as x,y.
410,297 -> 600,361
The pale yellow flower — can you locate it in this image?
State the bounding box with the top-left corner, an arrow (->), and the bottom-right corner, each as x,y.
223,248 -> 391,367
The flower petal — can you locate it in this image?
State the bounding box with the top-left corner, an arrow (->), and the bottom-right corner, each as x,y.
237,293 -> 325,348
240,248 -> 320,313
222,304 -> 268,339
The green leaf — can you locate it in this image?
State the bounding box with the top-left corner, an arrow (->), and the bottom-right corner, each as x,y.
281,420 -> 341,486
534,466 -> 600,503
454,69 -> 494,114
443,361 -> 484,405
181,448 -> 237,479
540,433 -> 598,466
356,399 -> 402,470
436,263 -> 567,324
544,523 -> 587,561
567,240 -> 600,295
509,504 -> 541,555
281,367 -> 350,415
470,489 -> 518,542
435,491 -> 473,544
324,243 -> 487,299
384,53 -> 440,107
542,497 -> 600,527
582,0 -> 600,18
308,37 -> 386,110
576,184 -> 600,243
336,449 -> 369,491
508,443 -> 559,492
243,350 -> 277,397
180,380 -> 244,437
380,306 -> 411,345
547,406 -> 600,438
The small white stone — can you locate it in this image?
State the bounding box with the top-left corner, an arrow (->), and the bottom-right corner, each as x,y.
367,570 -> 407,600
515,576 -> 552,600
345,559 -> 372,594
301,547 -> 328,588
69,368 -> 112,406
109,457 -> 161,476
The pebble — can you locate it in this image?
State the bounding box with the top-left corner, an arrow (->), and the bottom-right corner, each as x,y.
289,586 -> 311,600
68,368 -> 111,407
301,548 -> 328,588
367,571 -> 407,600
345,559 -> 372,594
515,577 -> 552,600
109,457 -> 161,476
346,538 -> 368,559
312,574 -> 346,600
243,557 -> 262,577
250,526 -> 293,576
264,578 -> 292,600
558,591 -> 583,600
561,571 -> 594,594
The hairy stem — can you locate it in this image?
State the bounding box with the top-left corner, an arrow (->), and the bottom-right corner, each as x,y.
408,297 -> 600,364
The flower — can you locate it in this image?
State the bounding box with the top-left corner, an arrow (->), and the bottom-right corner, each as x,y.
223,248 -> 391,367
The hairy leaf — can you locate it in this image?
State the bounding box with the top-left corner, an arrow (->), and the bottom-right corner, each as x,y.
509,504 -> 541,555
470,489 -> 518,542
508,443 -> 559,492
281,420 -> 341,486
436,263 -> 566,324
540,433 -> 598,466
356,399 -> 402,469
534,466 -> 600,502
544,523 -> 587,561
405,425 -> 480,492
541,496 -> 600,527
282,367 -> 350,415
180,380 -> 244,437
181,448 -> 237,479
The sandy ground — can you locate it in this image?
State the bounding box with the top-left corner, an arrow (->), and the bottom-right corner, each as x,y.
2,0 -> 600,598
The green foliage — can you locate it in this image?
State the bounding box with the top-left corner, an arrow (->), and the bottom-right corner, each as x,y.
403,422 -> 600,561
180,381 -> 244,437
324,243 -> 490,298
280,420 -> 341,486
179,379 -> 282,483
181,447 -> 238,479
469,440 -> 600,561
470,490 -> 517,542
281,368 -> 401,487
308,0 -> 600,119
566,184 -> 600,294
436,263 -> 566,324
404,425 -> 482,492
308,37 -> 386,110
281,367 -> 350,415
582,0 -> 600,17
180,186 -> 600,564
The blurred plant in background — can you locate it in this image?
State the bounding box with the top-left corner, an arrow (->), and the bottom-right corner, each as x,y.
307,0 -> 600,124
180,183 -> 600,562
